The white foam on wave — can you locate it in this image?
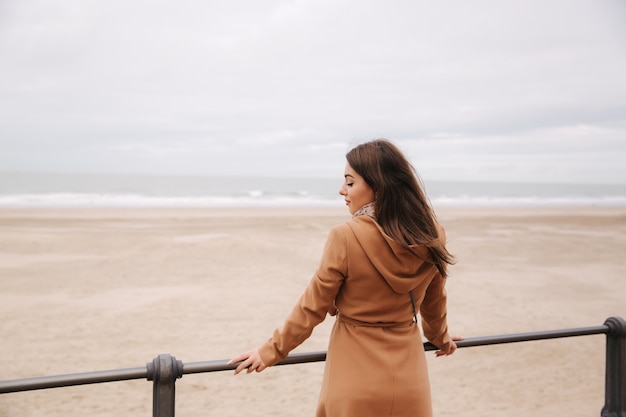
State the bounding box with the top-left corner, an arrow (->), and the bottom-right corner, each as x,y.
1,193 -> 626,208
431,195 -> 626,207
0,193 -> 344,208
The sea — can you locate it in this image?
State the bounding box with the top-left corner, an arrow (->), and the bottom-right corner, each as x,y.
1,172 -> 625,208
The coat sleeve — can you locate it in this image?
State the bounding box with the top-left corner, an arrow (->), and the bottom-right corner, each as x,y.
419,273 -> 452,351
258,224 -> 348,366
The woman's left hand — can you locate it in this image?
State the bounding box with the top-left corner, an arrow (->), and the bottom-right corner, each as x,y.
228,349 -> 268,375
435,335 -> 464,357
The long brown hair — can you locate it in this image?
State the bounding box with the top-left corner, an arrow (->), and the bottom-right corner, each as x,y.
346,139 -> 454,277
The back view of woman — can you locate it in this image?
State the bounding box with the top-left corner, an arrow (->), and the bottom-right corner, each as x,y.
230,139 -> 458,417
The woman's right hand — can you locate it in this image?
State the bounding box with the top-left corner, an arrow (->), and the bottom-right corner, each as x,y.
228,348 -> 268,375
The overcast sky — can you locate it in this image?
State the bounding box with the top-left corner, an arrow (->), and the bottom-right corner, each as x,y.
1,0 -> 625,183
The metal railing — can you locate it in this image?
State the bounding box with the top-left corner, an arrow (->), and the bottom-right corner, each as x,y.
1,316 -> 625,417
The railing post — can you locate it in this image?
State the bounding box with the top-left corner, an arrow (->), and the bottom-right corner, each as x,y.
147,354 -> 184,417
602,316 -> 626,417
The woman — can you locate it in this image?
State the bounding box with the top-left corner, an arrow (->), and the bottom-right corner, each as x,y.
229,139 -> 458,417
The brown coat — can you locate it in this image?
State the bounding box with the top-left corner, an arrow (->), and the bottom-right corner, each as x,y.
259,215 -> 452,417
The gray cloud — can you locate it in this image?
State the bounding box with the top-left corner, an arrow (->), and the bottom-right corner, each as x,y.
1,0 -> 625,183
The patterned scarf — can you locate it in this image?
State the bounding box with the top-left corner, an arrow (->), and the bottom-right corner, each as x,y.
352,202 -> 376,221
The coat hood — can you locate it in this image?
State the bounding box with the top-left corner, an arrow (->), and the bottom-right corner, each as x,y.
347,215 -> 440,294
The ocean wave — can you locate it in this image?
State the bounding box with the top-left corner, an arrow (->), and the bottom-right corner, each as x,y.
0,193 -> 344,208
1,193 -> 625,208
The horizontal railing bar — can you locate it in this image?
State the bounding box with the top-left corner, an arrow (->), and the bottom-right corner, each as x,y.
183,351 -> 329,375
425,324 -> 609,350
183,360 -> 238,375
185,324 -> 609,374
0,367 -> 146,394
0,323 -> 610,394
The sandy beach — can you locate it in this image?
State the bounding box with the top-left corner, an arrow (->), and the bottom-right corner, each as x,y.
0,206 -> 624,417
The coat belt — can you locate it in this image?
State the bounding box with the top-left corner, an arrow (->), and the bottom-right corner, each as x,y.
336,313 -> 414,328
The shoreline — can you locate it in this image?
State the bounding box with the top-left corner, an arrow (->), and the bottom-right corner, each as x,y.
1,205 -> 625,218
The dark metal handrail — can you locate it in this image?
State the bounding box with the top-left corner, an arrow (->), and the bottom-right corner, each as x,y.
0,366 -> 147,393
1,317 -> 624,417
